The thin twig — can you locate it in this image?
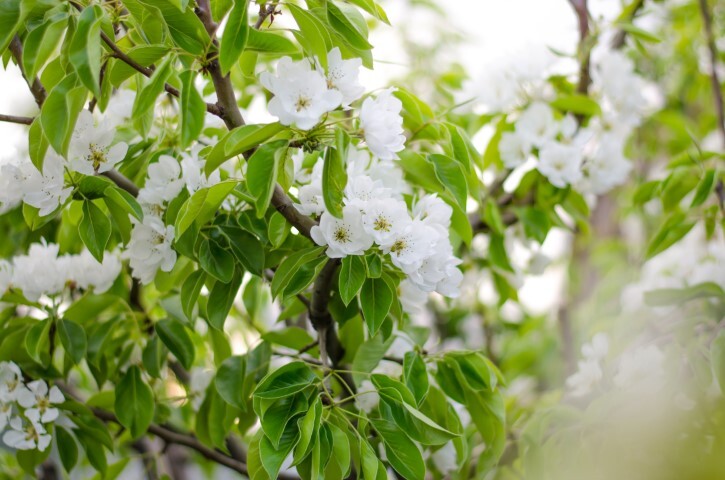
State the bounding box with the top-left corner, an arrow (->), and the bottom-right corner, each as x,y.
0,114 -> 33,125
254,2 -> 279,29
611,0 -> 645,49
102,170 -> 140,197
698,0 -> 725,149
9,36 -> 46,107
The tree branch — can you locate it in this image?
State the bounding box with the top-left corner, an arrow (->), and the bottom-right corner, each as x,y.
309,259 -> 344,366
611,0 -> 645,49
568,0 -> 591,95
9,36 -> 46,107
254,2 -> 280,29
102,170 -> 140,197
698,0 -> 725,149
0,113 -> 33,125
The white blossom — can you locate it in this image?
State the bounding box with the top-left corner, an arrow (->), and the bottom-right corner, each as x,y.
582,333 -> 609,361
515,101 -> 558,148
499,131 -> 532,169
344,174 -> 390,209
310,206 -> 374,258
122,215 -> 177,284
260,57 -> 342,130
537,141 -> 583,188
613,345 -> 665,390
322,47 -> 364,107
11,242 -> 70,301
294,183 -> 325,216
68,110 -> 128,175
2,416 -> 51,451
181,146 -> 220,194
382,220 -> 439,273
5,153 -> 72,217
361,198 -> 411,246
398,279 -> 428,316
413,194 -> 452,235
0,362 -> 23,403
16,380 -> 64,424
566,359 -> 603,397
359,88 -> 406,161
72,249 -> 122,293
138,155 -> 185,206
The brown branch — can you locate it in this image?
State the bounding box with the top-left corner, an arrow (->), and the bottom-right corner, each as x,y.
0,113 -> 33,125
568,0 -> 591,95
9,36 -> 46,107
102,170 -> 141,197
254,2 -> 279,29
611,0 -> 645,49
698,0 -> 725,149
309,259 -> 345,365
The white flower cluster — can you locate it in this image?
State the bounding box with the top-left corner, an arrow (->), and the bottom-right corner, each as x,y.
566,333 -> 609,397
0,242 -> 121,302
0,362 -> 64,451
300,147 -> 462,299
498,50 -> 653,194
0,151 -> 71,217
67,111 -> 129,176
123,147 -> 220,284
260,48 -> 405,161
621,225 -> 725,311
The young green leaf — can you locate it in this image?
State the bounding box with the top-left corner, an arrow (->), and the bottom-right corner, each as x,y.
155,318 -> 195,370
79,200 -> 112,262
69,5 -> 104,97
179,70 -> 206,148
114,366 -> 155,439
198,237 -> 235,283
322,146 -> 347,218
215,355 -> 247,410
207,270 -> 242,329
360,277 -> 393,336
338,255 -> 366,305
247,140 -> 289,218
254,361 -> 317,400
219,0 -> 250,75
58,319 -> 88,365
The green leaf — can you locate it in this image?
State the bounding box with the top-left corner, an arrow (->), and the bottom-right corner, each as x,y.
132,55 -> 174,137
142,336 -> 167,379
644,282 -> 725,307
137,0 -> 210,55
338,255 -> 366,305
550,94 -> 601,116
345,0 -> 390,23
56,427 -> 79,472
428,154 -> 468,210
219,0 -> 250,75
247,140 -> 289,218
28,118 -> 49,172
263,327 -> 315,351
179,70 -> 206,148
207,270 -> 242,329
271,246 -> 326,298
41,74 -> 87,156
371,419 -> 425,480
247,29 -> 299,54
205,123 -> 286,175
254,361 -> 316,399
176,181 -> 238,237
155,318 -> 195,369
0,0 -> 22,55
645,212 -> 696,259
58,319 -> 87,365
615,22 -> 661,43
268,212 -> 289,248
360,278 -> 393,336
326,422 -> 351,478
115,366 -> 155,439
181,269 -> 206,320
403,351 -> 429,406
287,4 -> 331,68
691,169 -> 717,208
199,237 -> 235,283
260,423 -> 301,478
23,15 -> 68,81
326,1 -> 371,50
25,319 -> 51,366
215,355 -> 247,410
79,200 -> 112,262
711,331 -> 725,395
104,185 -> 143,221
322,146 -> 347,218
69,5 -> 104,97
219,225 -> 266,276
293,397 -> 322,464
108,44 -> 168,87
